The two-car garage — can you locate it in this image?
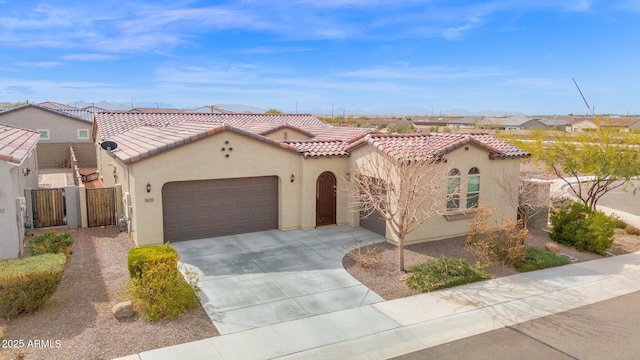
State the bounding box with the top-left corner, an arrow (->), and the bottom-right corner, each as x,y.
162,176 -> 279,242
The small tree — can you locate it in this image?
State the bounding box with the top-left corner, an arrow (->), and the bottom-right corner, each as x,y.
350,148 -> 455,271
265,108 -> 283,114
517,120 -> 640,210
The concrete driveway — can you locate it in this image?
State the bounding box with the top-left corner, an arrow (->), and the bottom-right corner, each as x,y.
172,226 -> 386,334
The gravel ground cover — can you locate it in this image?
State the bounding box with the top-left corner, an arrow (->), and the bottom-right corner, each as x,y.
0,227 -> 218,360
344,228 -> 640,300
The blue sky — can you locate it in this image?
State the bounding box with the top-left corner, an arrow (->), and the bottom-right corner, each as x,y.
1,0 -> 639,115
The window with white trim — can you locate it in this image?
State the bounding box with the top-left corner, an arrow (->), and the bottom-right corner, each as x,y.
447,168 -> 461,210
38,129 -> 50,140
77,129 -> 90,140
467,167 -> 480,208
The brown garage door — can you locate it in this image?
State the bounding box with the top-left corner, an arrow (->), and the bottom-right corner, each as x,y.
162,176 -> 278,242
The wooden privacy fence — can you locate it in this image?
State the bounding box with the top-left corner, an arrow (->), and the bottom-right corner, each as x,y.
32,188 -> 66,228
86,187 -> 117,227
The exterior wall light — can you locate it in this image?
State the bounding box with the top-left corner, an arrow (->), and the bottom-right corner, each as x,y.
290,174 -> 295,183
146,182 -> 151,193
22,168 -> 31,176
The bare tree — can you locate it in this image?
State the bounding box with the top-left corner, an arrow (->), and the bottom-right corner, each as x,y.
350,149 -> 456,271
493,169 -> 550,228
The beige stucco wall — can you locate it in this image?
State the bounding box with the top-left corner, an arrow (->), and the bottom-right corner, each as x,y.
0,107 -> 92,143
0,150 -> 37,260
349,144 -> 521,245
104,131 -> 311,246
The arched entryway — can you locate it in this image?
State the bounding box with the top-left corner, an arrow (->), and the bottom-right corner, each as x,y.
316,171 -> 337,226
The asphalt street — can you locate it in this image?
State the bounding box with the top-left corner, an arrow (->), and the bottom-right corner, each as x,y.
392,290 -> 640,360
597,181 -> 639,216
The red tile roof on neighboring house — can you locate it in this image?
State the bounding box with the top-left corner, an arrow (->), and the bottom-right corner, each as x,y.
94,112 -> 527,164
0,124 -> 40,164
348,133 -> 530,161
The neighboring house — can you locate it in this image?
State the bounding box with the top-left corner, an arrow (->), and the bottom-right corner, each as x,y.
600,117 -> 640,132
37,101 -> 78,110
569,117 -> 599,132
538,117 -> 572,131
476,116 -> 546,131
93,112 -> 529,247
0,124 -> 39,260
0,104 -> 95,168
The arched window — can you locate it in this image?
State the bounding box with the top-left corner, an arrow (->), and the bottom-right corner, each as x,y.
447,168 -> 461,210
467,167 -> 480,208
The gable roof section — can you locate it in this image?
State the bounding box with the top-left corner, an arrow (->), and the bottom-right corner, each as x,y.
95,112 -> 375,163
0,104 -> 93,124
260,124 -> 315,138
0,124 -> 40,164
107,123 -> 301,164
348,133 -> 529,161
37,101 -> 78,110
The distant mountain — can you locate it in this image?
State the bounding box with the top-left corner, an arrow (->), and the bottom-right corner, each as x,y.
71,100 -> 177,110
212,103 -> 266,113
66,100 -> 525,116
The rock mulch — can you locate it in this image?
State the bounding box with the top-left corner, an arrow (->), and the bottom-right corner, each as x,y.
344,227 -> 640,300
0,227 -> 218,360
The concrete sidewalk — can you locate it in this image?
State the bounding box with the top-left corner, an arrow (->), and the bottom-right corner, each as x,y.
116,251 -> 640,360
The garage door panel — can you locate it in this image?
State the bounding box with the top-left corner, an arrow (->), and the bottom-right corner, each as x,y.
163,176 -> 278,242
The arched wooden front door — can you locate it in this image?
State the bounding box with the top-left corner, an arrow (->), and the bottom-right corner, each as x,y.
316,171 -> 337,226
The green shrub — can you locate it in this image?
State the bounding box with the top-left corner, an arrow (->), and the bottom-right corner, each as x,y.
515,247 -> 570,272
625,225 -> 640,236
405,257 -> 490,292
29,230 -> 74,258
127,262 -> 199,322
0,254 -> 66,318
550,202 -> 615,255
128,245 -> 178,279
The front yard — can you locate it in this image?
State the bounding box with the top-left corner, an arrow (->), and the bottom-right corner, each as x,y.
0,227 -> 218,360
343,228 -> 640,300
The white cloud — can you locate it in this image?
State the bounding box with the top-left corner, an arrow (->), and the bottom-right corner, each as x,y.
15,61 -> 63,68
61,53 -> 119,61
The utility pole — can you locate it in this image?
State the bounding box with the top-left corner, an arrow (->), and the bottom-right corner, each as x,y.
572,78 -> 594,116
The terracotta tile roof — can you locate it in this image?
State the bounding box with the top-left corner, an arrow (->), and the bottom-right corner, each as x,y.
95,112 -> 376,162
95,112 -> 525,164
94,112 -> 333,141
284,140 -> 350,158
0,124 -> 40,164
348,133 -> 529,161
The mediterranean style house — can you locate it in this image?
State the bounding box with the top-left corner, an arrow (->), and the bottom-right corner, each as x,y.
92,112 -> 529,247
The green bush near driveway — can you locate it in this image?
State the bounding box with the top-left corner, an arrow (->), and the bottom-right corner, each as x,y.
550,201 -> 616,255
0,253 -> 66,318
29,230 -> 74,259
406,257 -> 490,292
127,244 -> 178,279
515,247 -> 571,272
126,245 -> 199,322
